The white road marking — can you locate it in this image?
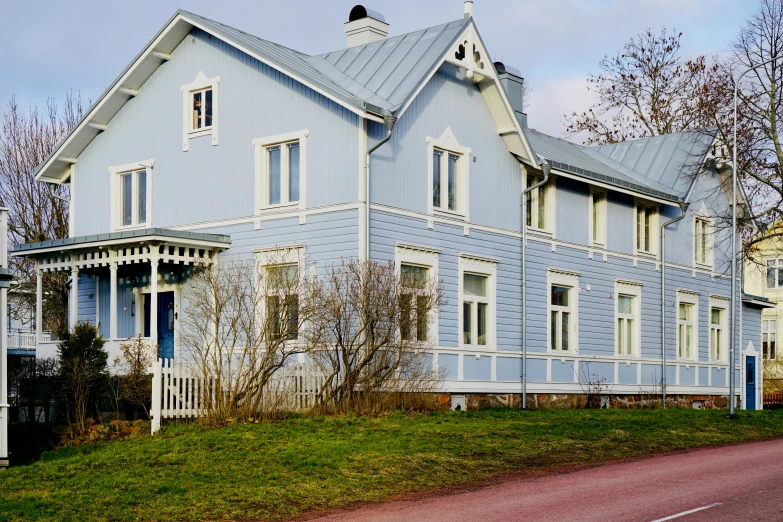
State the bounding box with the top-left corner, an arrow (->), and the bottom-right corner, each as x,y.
650,503 -> 723,521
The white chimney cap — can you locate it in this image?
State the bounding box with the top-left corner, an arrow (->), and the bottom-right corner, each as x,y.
464,1 -> 474,18
344,5 -> 389,47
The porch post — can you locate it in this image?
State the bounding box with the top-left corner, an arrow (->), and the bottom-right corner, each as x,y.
69,265 -> 79,330
150,253 -> 159,351
109,260 -> 118,340
35,263 -> 42,346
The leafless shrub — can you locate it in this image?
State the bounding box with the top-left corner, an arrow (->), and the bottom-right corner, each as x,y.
305,259 -> 445,414
180,252 -> 317,422
110,335 -> 155,419
578,362 -> 611,408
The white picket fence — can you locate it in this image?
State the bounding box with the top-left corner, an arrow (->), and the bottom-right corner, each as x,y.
149,358 -> 326,433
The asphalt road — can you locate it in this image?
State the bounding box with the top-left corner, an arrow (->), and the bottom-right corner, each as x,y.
310,438 -> 783,521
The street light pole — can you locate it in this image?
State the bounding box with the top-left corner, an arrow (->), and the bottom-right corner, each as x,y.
731,56 -> 778,416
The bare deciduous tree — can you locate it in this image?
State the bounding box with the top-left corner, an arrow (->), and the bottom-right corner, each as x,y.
180,254 -> 317,421
564,28 -> 719,145
0,93 -> 85,333
306,259 -> 444,413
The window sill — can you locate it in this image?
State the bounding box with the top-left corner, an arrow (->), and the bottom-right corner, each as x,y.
694,262 -> 713,270
590,241 -> 606,249
187,128 -> 214,139
114,224 -> 149,232
635,250 -> 658,260
258,202 -> 301,214
432,208 -> 467,221
459,344 -> 493,351
526,227 -> 553,237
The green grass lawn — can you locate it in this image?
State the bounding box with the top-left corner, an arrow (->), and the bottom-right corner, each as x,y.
2,409 -> 783,521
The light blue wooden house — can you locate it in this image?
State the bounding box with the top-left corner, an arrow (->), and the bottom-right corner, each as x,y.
12,3 -> 771,408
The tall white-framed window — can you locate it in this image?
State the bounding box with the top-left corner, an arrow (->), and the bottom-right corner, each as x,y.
181,72 -> 220,151
693,214 -> 713,268
590,188 -> 607,247
547,269 -> 579,352
426,127 -> 471,220
615,281 -> 641,357
109,160 -> 153,231
254,130 -> 309,212
766,258 -> 783,289
676,291 -> 699,361
525,173 -> 550,232
709,297 -> 728,362
395,244 -> 439,344
763,318 -> 777,360
635,201 -> 658,255
253,245 -> 306,343
458,255 -> 497,349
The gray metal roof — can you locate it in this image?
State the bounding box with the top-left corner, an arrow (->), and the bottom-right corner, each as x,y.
590,130 -> 715,195
526,130 -> 682,203
12,228 -> 231,255
307,18 -> 468,112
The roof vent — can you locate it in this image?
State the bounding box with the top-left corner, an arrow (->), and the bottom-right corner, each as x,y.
345,5 -> 389,47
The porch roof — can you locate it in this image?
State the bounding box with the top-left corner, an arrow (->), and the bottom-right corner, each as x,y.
11,228 -> 230,256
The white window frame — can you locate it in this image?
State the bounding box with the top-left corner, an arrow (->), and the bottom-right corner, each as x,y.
708,296 -> 728,363
458,254 -> 498,351
693,211 -> 714,269
589,187 -> 607,247
254,130 -> 309,213
181,71 -> 220,151
615,280 -> 641,358
525,172 -> 553,234
547,269 -> 579,353
109,159 -> 153,232
634,199 -> 658,257
253,244 -> 306,345
763,317 -> 777,360
426,127 -> 471,221
676,291 -> 699,362
765,258 -> 783,289
394,244 -> 440,345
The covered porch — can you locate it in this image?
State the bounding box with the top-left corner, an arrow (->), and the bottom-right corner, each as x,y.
12,228 -> 230,361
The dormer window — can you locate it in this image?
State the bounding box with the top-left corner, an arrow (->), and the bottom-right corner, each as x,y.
181,72 -> 220,151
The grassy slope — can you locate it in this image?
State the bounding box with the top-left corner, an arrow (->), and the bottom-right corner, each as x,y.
2,409 -> 783,521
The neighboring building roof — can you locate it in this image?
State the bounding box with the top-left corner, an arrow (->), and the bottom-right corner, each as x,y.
742,293 -> 776,309
526,129 -> 682,203
12,228 -> 231,255
307,19 -> 468,113
590,130 -> 716,195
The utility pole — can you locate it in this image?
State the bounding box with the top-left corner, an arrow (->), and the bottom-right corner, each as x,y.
0,207 -> 12,468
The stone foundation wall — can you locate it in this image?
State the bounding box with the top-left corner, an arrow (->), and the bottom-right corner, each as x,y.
446,393 -> 737,410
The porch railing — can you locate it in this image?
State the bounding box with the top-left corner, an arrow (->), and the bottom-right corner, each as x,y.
149,359 -> 325,434
7,329 -> 52,351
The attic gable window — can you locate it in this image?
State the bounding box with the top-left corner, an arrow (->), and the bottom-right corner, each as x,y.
694,214 -> 713,268
181,72 -> 220,151
426,127 -> 471,221
635,201 -> 658,256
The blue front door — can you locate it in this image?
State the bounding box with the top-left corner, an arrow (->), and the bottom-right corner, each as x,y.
746,356 -> 757,411
144,292 -> 175,359
158,292 -> 175,359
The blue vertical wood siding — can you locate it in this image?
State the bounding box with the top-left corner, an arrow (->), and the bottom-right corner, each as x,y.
618,363 -> 637,385
496,357 -> 522,382
73,28 -> 360,236
551,359 -> 576,383
439,353 -> 459,380
463,355 -> 491,381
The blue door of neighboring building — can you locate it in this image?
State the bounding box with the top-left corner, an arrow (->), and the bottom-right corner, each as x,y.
746,356 -> 757,411
143,292 -> 175,359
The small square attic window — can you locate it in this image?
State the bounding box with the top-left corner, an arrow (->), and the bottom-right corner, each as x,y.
181,71 -> 220,151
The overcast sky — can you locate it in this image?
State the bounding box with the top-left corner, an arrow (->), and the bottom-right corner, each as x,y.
2,0 -> 759,138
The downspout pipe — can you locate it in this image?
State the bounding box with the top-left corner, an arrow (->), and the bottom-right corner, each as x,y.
521,159 -> 550,409
660,199 -> 690,408
365,113 -> 397,261
48,182 -> 70,203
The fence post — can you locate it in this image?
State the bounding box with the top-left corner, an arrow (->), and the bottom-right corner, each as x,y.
150,358 -> 162,434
